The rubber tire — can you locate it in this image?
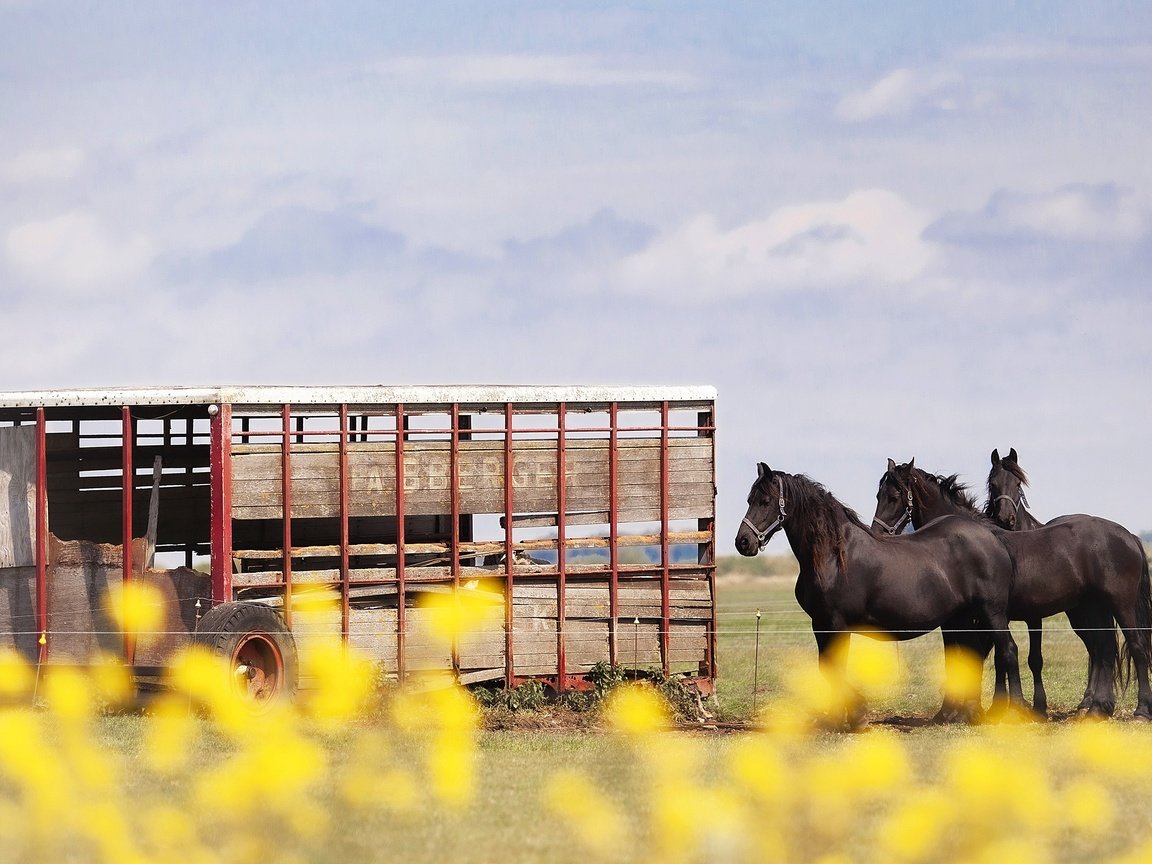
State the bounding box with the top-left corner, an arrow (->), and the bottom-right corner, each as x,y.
193,602 -> 299,709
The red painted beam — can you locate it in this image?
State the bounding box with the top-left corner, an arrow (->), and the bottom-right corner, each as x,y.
209,403 -> 233,603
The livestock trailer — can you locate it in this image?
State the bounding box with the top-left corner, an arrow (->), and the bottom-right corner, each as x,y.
0,385 -> 717,699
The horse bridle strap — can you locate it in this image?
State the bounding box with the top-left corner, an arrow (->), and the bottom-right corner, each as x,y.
876,489 -> 914,536
993,490 -> 1029,513
742,493 -> 787,549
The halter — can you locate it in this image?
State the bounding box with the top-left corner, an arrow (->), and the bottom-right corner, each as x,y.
993,489 -> 1029,515
741,491 -> 787,549
875,488 -> 914,536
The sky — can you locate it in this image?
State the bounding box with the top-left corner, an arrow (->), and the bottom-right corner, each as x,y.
1,1 -> 1150,549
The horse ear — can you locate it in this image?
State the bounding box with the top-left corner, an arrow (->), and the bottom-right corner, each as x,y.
991,448 -> 1001,466
908,457 -> 915,470
757,462 -> 770,480
887,457 -> 896,473
1008,447 -> 1018,463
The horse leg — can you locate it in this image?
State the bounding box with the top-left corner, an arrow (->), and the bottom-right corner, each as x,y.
1067,603 -> 1116,717
983,607 -> 1024,712
937,624 -> 987,723
1113,605 -> 1152,720
814,628 -> 863,729
1025,617 -> 1047,717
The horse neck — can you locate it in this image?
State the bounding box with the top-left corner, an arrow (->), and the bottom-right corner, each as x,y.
780,476 -> 857,581
1016,508 -> 1043,531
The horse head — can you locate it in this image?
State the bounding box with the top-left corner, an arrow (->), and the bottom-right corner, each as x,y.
872,457 -> 916,535
987,447 -> 1029,529
735,462 -> 788,555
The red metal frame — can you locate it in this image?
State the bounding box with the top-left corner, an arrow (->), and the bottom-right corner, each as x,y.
607,402 -> 619,668
209,404 -> 233,603
339,405 -> 351,643
201,395 -> 715,690
394,403 -> 407,681
281,405 -> 294,628
659,401 -> 670,678
121,406 -> 136,663
701,406 -> 717,680
503,403 -> 515,685
556,403 -> 567,690
35,408 -> 48,661
450,404 -> 461,675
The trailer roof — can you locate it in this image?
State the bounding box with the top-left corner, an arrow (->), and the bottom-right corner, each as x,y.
0,384 -> 716,411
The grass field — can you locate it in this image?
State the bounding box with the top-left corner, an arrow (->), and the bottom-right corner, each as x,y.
7,574 -> 1152,864
712,575 -> 1109,722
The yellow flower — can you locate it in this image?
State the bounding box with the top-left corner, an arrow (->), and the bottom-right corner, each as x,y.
605,683 -> 670,737
0,648 -> 34,700
1062,778 -> 1114,835
876,787 -> 953,861
105,579 -> 165,644
940,644 -> 984,706
845,631 -> 905,699
543,770 -> 629,856
728,735 -> 789,805
43,665 -> 94,724
299,640 -> 376,729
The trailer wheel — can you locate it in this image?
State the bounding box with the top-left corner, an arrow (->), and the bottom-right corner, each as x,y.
194,602 -> 298,708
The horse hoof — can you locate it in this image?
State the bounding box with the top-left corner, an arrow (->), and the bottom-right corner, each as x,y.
1132,712 -> 1152,724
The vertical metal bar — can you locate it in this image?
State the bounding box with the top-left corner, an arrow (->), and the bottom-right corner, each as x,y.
503,403 -> 515,686
339,404 -> 351,645
209,404 -> 233,604
394,404 -> 407,682
450,403 -> 461,677
556,403 -> 567,690
608,402 -> 619,669
121,406 -> 135,663
281,404 -> 293,629
701,404 -> 717,681
35,408 -> 48,661
659,400 -> 670,678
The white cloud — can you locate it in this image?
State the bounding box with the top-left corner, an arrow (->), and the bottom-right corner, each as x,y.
4,211 -> 153,292
616,189 -> 935,298
835,67 -> 977,122
371,53 -> 696,89
929,184 -> 1151,245
0,146 -> 86,183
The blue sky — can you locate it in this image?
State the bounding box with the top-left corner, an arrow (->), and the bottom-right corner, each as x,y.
2,2 -> 1150,546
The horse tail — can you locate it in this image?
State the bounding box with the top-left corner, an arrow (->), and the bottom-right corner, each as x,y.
1121,547 -> 1152,691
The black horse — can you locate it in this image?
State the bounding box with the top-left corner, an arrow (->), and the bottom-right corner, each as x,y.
736,462 -> 1025,725
875,457 -> 1152,719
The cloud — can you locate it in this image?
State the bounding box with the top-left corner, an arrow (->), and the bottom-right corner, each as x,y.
169,205 -> 406,283
4,211 -> 152,292
371,53 -> 696,90
927,184 -> 1149,245
503,208 -> 655,270
615,189 -> 935,299
835,67 -> 984,122
0,146 -> 86,183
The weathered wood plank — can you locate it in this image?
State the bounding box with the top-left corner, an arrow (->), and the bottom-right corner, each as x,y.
0,425 -> 37,568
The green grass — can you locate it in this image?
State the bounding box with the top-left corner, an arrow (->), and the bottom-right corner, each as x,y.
713,575 -> 1123,722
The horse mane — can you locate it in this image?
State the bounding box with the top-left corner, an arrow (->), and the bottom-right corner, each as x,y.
777,472 -> 866,573
925,471 -> 982,514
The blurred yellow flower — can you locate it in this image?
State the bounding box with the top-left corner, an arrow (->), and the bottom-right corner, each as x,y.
0,648 -> 34,700
1062,777 -> 1114,835
299,640 -> 376,729
941,644 -> 984,707
605,683 -> 670,737
543,770 -> 629,856
105,580 -> 164,644
845,632 -> 905,699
